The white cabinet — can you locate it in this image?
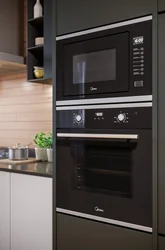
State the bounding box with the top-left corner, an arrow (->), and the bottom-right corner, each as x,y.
0,172 -> 52,250
0,172 -> 10,250
11,173 -> 52,250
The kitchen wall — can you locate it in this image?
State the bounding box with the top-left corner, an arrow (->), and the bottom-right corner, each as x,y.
0,73 -> 52,148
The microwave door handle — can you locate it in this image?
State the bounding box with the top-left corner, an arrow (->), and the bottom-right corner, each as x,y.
57,133 -> 139,140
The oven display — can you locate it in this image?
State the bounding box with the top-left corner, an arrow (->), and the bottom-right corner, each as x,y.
95,112 -> 103,117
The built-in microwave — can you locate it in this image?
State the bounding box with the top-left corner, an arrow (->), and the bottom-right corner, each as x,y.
56,16 -> 152,105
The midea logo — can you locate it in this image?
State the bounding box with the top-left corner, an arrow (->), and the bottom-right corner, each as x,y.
95,206 -> 104,212
90,87 -> 97,91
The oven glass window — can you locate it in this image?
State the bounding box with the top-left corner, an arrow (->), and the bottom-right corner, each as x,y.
76,141 -> 133,198
73,49 -> 116,84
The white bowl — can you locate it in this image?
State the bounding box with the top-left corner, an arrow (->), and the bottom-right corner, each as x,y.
35,37 -> 44,46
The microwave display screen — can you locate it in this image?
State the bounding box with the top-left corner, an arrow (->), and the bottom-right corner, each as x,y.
73,49 -> 116,84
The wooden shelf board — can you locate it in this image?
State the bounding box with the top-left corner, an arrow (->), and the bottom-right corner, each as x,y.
27,78 -> 52,84
28,45 -> 43,51
28,16 -> 44,28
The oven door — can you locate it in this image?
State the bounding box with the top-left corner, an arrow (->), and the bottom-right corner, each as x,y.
56,130 -> 152,230
62,32 -> 129,97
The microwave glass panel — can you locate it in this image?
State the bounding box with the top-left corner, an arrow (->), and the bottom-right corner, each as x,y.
73,49 -> 116,84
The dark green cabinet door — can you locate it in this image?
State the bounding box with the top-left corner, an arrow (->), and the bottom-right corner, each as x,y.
159,0 -> 165,12
0,0 -> 23,56
57,214 -> 152,250
158,13 -> 165,236
159,236 -> 165,250
57,0 -> 155,35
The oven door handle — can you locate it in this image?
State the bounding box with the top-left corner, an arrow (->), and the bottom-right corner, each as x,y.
57,133 -> 139,140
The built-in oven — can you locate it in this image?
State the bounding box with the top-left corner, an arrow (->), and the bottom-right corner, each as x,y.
56,16 -> 152,105
56,103 -> 152,232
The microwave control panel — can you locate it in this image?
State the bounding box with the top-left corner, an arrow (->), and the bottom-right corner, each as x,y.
132,36 -> 145,88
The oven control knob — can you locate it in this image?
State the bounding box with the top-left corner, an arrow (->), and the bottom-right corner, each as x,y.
117,113 -> 125,122
75,114 -> 82,123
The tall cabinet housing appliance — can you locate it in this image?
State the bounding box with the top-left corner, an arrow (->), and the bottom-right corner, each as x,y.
56,16 -> 152,105
56,15 -> 152,235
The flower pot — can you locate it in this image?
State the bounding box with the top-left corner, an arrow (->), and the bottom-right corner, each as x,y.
47,148 -> 53,163
35,148 -> 47,161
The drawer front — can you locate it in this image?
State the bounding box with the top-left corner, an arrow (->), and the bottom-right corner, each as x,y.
57,213 -> 152,250
159,236 -> 165,250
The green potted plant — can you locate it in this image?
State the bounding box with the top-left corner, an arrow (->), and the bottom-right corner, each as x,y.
33,132 -> 48,161
45,132 -> 53,163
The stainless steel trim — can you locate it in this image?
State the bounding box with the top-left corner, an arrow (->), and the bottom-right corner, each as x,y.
56,95 -> 152,106
56,102 -> 152,110
56,16 -> 152,40
57,133 -> 138,140
56,208 -> 152,233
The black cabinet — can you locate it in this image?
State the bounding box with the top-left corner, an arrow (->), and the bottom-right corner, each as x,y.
158,13 -> 165,236
159,236 -> 165,250
57,0 -> 155,35
57,214 -> 152,250
158,0 -> 165,12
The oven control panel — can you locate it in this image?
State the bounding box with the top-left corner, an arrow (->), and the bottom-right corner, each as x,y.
74,113 -> 83,124
114,112 -> 129,123
56,107 -> 152,129
73,111 -> 85,125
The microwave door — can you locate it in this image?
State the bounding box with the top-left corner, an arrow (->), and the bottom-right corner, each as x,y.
63,32 -> 129,97
74,61 -> 86,95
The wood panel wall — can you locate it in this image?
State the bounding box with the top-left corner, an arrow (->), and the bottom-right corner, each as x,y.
0,73 -> 52,148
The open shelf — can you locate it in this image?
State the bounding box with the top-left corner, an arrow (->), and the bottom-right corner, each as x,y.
26,0 -> 52,83
27,24 -> 43,48
28,45 -> 44,55
28,78 -> 51,84
27,49 -> 43,81
27,0 -> 44,20
28,16 -> 44,29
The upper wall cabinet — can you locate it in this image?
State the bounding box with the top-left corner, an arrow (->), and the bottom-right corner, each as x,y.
158,0 -> 165,12
0,0 -> 24,56
57,0 -> 155,35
